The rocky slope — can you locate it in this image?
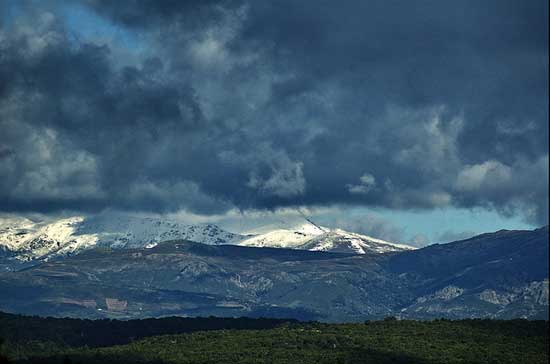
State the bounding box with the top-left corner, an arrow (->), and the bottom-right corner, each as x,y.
387,226 -> 549,319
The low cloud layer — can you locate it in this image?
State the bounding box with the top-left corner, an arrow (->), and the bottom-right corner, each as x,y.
0,0 -> 548,225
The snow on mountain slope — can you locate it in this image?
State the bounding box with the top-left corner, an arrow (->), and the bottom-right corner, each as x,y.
239,224 -> 415,254
15,217 -> 99,261
0,215 -> 245,262
238,223 -> 326,249
297,229 -> 415,254
0,216 -> 41,251
0,215 -> 414,265
76,215 -> 245,249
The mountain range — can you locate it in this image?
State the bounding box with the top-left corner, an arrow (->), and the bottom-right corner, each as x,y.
0,215 -> 547,322
0,215 -> 413,270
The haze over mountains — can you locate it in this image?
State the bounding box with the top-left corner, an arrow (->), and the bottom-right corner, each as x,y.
0,215 -> 547,322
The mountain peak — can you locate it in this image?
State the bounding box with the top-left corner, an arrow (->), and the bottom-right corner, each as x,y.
240,224 -> 414,254
297,228 -> 415,254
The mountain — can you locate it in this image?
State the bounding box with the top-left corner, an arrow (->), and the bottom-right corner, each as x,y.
0,216 -> 410,270
296,228 -> 414,254
387,226 -> 549,319
0,215 -> 245,269
0,227 -> 547,322
239,224 -> 414,254
238,224 -> 323,249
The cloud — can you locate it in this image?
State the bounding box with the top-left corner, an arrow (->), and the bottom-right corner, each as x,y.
0,0 -> 547,226
324,212 -> 407,244
456,160 -> 513,192
83,0 -> 243,29
220,144 -> 306,199
347,174 -> 376,195
410,234 -> 430,247
454,155 -> 549,224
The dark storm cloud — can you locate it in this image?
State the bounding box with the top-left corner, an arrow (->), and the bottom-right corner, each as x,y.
0,0 -> 548,224
84,0 -> 245,29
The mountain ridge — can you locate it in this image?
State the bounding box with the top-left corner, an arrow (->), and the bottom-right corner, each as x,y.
0,215 -> 414,269
0,226 -> 547,322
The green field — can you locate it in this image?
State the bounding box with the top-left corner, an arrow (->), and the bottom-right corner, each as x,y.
1,315 -> 547,364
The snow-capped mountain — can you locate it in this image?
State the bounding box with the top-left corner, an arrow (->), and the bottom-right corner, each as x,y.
238,223 -> 326,249
296,229 -> 415,254
0,215 -> 413,268
76,214 -> 245,249
0,215 -> 245,263
239,224 -> 415,254
1,216 -> 98,262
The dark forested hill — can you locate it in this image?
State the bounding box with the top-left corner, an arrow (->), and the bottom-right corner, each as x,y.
0,311 -> 294,351
0,314 -> 547,364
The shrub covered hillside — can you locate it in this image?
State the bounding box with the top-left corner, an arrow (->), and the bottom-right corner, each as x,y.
0,311 -> 295,360
2,318 -> 548,364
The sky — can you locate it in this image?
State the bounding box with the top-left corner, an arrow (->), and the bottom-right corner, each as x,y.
0,0 -> 548,246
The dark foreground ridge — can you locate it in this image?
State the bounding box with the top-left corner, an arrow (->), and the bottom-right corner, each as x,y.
0,311 -> 295,350
0,312 -> 547,364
